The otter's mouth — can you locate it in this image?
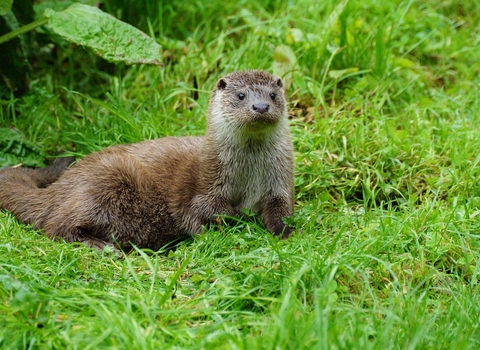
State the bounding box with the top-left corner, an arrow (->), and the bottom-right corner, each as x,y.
244,118 -> 278,131
249,112 -> 279,124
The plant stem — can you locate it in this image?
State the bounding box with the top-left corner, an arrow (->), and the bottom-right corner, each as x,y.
0,17 -> 49,45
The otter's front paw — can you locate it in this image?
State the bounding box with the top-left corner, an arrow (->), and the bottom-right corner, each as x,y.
267,221 -> 294,239
280,226 -> 294,239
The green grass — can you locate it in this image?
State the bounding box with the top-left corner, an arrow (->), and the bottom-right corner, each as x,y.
1,0 -> 480,348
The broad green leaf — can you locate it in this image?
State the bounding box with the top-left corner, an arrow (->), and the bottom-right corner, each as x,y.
328,292 -> 338,304
0,0 -> 13,16
325,279 -> 337,294
419,97 -> 434,107
44,3 -> 162,65
286,28 -> 305,44
318,191 -> 331,203
394,57 -> 417,68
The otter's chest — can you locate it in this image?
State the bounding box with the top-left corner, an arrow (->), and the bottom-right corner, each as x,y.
221,151 -> 277,211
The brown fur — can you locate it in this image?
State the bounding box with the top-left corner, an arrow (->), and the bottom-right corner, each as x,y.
0,70 -> 295,252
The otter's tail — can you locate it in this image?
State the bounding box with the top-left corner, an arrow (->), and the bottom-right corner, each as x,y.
0,156 -> 75,225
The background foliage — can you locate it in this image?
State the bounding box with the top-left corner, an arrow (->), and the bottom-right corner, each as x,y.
1,0 -> 480,348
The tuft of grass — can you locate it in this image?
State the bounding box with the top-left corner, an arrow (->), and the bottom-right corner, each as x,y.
1,0 -> 480,348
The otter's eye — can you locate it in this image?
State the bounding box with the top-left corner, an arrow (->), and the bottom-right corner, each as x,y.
238,93 -> 245,100
270,93 -> 276,100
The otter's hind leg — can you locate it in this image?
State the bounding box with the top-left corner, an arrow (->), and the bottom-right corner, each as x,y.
39,152 -> 157,252
51,223 -> 124,257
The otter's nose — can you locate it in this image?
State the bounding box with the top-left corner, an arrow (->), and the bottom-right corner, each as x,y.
252,103 -> 270,114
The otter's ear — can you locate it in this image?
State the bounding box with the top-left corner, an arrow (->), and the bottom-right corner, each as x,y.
276,78 -> 283,88
217,79 -> 227,90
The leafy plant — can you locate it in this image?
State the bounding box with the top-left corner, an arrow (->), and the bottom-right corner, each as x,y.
0,2 -> 162,98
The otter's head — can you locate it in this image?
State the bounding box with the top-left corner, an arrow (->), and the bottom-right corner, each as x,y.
208,70 -> 288,136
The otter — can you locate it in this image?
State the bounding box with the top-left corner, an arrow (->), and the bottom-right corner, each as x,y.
0,70 -> 295,252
